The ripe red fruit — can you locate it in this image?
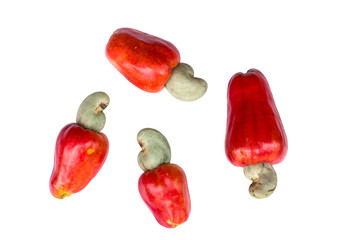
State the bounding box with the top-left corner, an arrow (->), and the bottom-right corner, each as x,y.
138,163 -> 191,228
50,123 -> 109,199
106,28 -> 180,93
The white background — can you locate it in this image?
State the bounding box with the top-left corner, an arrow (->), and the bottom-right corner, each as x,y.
1,0 -> 341,239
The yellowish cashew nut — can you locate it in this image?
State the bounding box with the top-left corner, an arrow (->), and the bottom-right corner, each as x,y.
137,128 -> 171,171
165,63 -> 207,101
243,163 -> 277,199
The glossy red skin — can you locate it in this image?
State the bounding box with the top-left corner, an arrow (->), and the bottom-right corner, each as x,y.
105,28 -> 180,93
50,123 -> 109,199
138,163 -> 191,228
225,69 -> 288,167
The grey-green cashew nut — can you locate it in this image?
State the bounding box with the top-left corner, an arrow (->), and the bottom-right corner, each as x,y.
243,163 -> 277,199
165,63 -> 207,101
76,92 -> 110,132
137,128 -> 171,171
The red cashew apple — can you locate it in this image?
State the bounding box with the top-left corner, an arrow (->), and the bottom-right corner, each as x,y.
225,69 -> 288,198
106,27 -> 207,101
139,163 -> 191,228
50,92 -> 110,199
137,128 -> 191,228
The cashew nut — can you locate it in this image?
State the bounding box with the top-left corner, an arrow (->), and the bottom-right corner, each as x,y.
137,128 -> 171,171
243,163 -> 277,199
76,92 -> 110,132
165,63 -> 207,101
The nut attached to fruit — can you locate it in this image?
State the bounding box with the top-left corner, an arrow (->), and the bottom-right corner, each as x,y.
165,63 -> 207,101
243,163 -> 277,199
76,92 -> 110,132
137,128 -> 171,171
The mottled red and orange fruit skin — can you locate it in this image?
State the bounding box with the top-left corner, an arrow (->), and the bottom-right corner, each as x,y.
138,163 -> 191,228
105,28 -> 180,93
50,123 -> 109,199
225,69 -> 288,167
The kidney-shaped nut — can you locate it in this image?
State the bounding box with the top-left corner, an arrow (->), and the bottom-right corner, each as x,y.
137,128 -> 171,171
76,92 -> 110,133
243,163 -> 277,199
165,63 -> 207,101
